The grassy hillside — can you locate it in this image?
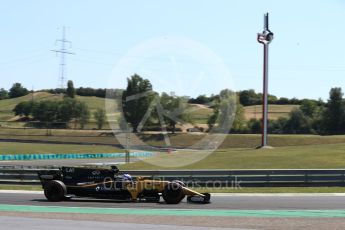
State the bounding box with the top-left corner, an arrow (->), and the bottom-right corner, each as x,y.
186,104 -> 299,123
244,104 -> 299,120
0,92 -> 63,120
0,93 -> 298,123
0,92 -> 109,121
185,104 -> 299,124
76,95 -> 113,114
186,104 -> 213,124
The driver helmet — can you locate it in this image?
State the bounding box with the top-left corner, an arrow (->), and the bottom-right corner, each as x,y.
122,174 -> 132,181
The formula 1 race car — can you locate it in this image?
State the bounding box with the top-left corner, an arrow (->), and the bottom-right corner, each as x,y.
37,166 -> 210,204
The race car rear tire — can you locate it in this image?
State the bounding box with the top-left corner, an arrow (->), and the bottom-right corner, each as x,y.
162,182 -> 185,204
44,180 -> 67,202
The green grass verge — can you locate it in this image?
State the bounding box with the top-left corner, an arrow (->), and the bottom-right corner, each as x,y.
0,185 -> 41,191
137,133 -> 345,149
120,143 -> 345,170
0,142 -> 122,154
1,132 -> 345,169
6,131 -> 345,150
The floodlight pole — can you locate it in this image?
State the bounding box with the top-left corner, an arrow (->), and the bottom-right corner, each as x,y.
257,13 -> 274,147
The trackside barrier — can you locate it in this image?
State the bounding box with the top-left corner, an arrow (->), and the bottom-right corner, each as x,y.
0,152 -> 153,161
0,168 -> 345,187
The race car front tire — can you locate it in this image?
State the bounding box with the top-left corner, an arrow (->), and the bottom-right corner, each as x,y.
162,182 -> 185,204
171,180 -> 186,187
44,180 -> 67,202
187,193 -> 211,204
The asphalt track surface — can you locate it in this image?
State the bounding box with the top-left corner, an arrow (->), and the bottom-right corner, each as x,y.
2,192 -> 345,229
0,216 -> 248,230
1,192 -> 345,210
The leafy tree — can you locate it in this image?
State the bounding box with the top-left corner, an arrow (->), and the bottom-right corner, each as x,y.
13,102 -> 25,116
122,74 -> 154,132
316,98 -> 326,106
247,118 -> 261,134
94,108 -> 106,129
207,107 -> 219,130
321,87 -> 345,134
276,97 -> 290,105
238,89 -> 261,106
207,89 -> 237,133
267,94 -> 278,104
9,83 -> 29,98
289,97 -> 301,105
46,88 -> 66,94
56,98 -> 77,122
12,98 -> 91,129
66,80 -> 76,98
269,117 -> 288,134
284,108 -> 311,134
300,99 -> 318,117
159,93 -> 190,134
75,101 -> 90,129
231,103 -> 246,132
13,101 -> 34,117
0,88 -> 8,100
188,95 -> 212,104
31,101 -> 59,122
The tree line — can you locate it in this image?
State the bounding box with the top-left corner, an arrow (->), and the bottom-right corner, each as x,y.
13,84 -> 107,130
0,82 -> 123,100
244,88 -> 345,135
13,99 -> 107,129
13,98 -> 91,128
188,87 -> 345,135
189,89 -> 325,106
2,81 -> 325,106
120,74 -> 191,133
44,86 -> 123,98
7,77 -> 345,135
0,83 -> 29,99
120,74 -> 247,134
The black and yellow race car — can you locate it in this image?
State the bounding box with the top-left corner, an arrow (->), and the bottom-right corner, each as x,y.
37,166 -> 210,204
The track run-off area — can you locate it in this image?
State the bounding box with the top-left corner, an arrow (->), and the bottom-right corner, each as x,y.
1,191 -> 345,216
2,191 -> 345,229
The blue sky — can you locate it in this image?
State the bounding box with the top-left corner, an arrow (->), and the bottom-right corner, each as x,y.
0,0 -> 344,99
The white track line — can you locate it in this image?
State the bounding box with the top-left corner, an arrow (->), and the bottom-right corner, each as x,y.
211,193 -> 345,197
0,190 -> 345,196
0,190 -> 43,194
